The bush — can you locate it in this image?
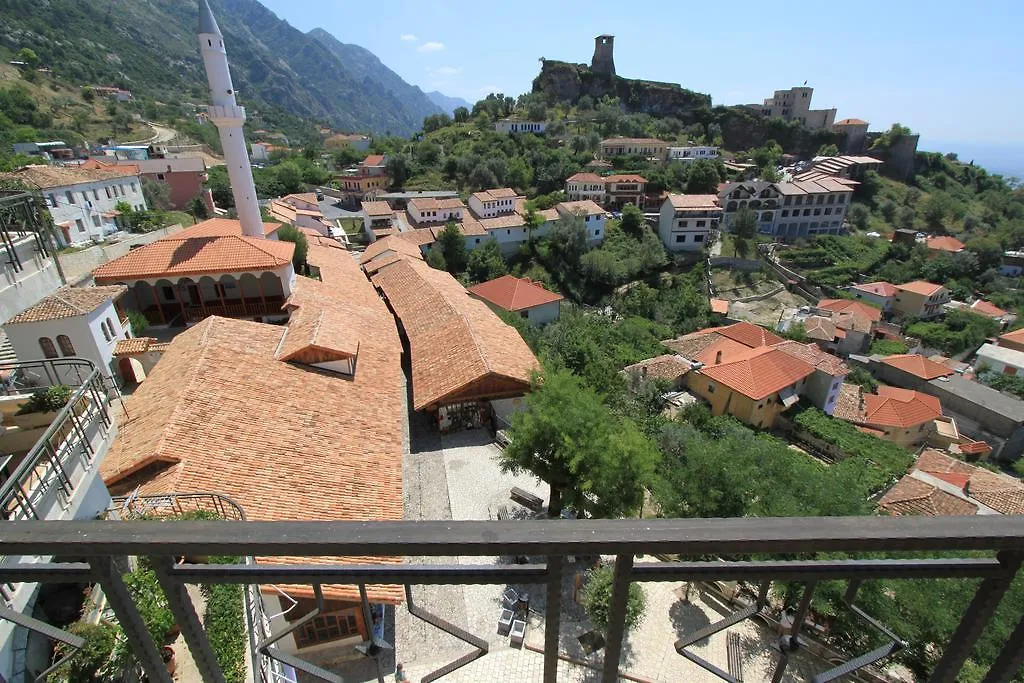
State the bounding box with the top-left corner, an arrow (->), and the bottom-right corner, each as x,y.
203,557 -> 247,683
869,339 -> 908,356
581,565 -> 646,634
17,384 -> 71,415
126,309 -> 149,335
53,621 -> 118,683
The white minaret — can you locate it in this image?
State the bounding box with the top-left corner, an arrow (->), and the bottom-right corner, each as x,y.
198,0 -> 263,238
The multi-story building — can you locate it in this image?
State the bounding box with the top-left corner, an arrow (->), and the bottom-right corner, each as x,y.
407,196 -> 466,225
468,188 -> 520,218
468,275 -> 564,325
667,145 -> 719,163
85,156 -> 209,210
658,194 -> 722,252
555,200 -> 606,244
834,385 -> 942,447
605,174 -> 647,209
832,118 -> 870,154
361,200 -> 395,241
892,281 -> 950,319
718,178 -> 854,240
847,281 -> 898,312
495,119 -> 547,135
268,192 -> 336,237
745,86 -> 837,130
564,172 -> 607,204
335,154 -> 389,205
0,165 -> 147,246
600,137 -> 668,161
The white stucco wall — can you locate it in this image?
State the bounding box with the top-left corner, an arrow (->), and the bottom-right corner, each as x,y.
525,301 -> 560,325
44,175 -> 147,245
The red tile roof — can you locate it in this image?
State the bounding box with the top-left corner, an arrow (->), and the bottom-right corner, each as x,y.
896,280 -> 945,296
925,235 -> 966,253
7,285 -> 125,323
467,275 -> 563,312
970,300 -> 1009,319
622,355 -> 692,383
862,386 -> 942,428
361,154 -> 386,166
700,346 -> 814,401
667,194 -> 720,210
878,476 -> 979,516
717,321 -> 785,348
361,200 -> 393,216
834,118 -> 869,126
178,217 -> 280,237
851,281 -> 898,297
771,340 -> 849,377
710,298 -> 729,315
567,172 -> 604,183
999,328 -> 1024,346
359,234 -> 425,265
605,174 -> 647,184
555,200 -> 605,217
816,298 -> 882,323
880,353 -> 955,380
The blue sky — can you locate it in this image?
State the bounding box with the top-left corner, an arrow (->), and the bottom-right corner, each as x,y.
258,0 -> 1024,158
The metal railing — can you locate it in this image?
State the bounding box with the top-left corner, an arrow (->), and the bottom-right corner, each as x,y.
0,516 -> 1021,683
0,358 -> 117,521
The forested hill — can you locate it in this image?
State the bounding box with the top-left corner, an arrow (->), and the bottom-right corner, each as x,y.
0,0 -> 442,136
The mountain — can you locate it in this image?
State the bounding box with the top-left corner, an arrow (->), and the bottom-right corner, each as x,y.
0,0 -> 441,136
307,28 -> 442,129
426,91 -> 473,116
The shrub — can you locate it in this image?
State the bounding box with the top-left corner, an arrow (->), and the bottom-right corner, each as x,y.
203,557 -> 247,683
581,565 -> 646,634
17,384 -> 71,415
52,621 -> 118,683
869,339 -> 908,356
126,309 -> 149,335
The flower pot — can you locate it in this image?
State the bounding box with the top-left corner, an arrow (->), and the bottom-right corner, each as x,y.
162,646 -> 176,675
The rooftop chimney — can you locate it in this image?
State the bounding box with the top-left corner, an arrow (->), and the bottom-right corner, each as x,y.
715,350 -> 723,365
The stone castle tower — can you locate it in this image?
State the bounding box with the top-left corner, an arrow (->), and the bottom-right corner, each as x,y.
591,35 -> 616,77
198,0 -> 264,238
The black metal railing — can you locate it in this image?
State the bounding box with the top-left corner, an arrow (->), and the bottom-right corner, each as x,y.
0,516 -> 1021,683
0,358 -> 118,521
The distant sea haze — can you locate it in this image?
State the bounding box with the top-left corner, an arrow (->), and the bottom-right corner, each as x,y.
921,140 -> 1024,181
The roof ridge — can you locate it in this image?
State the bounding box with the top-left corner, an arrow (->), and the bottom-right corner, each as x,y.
236,235 -> 291,262
50,290 -> 86,316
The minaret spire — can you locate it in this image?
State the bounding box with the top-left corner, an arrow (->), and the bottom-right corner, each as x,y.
198,0 -> 264,239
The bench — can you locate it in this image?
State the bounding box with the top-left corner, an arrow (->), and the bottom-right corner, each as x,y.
510,487 -> 543,512
727,631 -> 743,682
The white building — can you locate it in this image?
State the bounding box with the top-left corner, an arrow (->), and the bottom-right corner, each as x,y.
719,178 -> 854,240
0,165 -> 146,246
555,200 -> 606,245
407,197 -> 466,225
565,172 -> 607,205
495,119 -> 547,135
468,188 -> 520,218
976,343 -> 1024,377
468,275 -> 564,325
3,285 -> 131,381
268,192 -> 334,236
251,142 -> 269,161
658,194 -> 722,252
667,145 -> 720,162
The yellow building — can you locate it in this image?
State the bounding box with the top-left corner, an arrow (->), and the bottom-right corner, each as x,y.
891,280 -> 949,319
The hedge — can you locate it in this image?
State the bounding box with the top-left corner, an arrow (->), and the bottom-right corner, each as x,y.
203,556 -> 248,683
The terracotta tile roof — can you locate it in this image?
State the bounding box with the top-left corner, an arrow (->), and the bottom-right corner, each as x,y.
831,310 -> 872,334
362,253 -> 406,275
101,243 -> 406,604
555,200 -> 605,217
925,235 -> 965,253
408,197 -> 465,212
717,321 -> 785,348
479,214 -> 526,231
468,275 -> 563,312
667,194 -> 721,210
884,449 -> 1024,516
361,154 -> 386,166
662,326 -> 728,359
710,298 -> 729,315
370,257 -> 539,410
176,217 -> 280,238
700,346 -> 814,400
358,234 -> 425,265
361,200 -> 393,216
862,386 -> 942,428
834,118 -> 869,126
605,174 -> 647,184
832,383 -> 866,422
112,337 -> 159,356
896,280 -> 945,296
567,172 -> 604,183
881,353 -> 955,380
397,228 -> 440,246
816,298 -> 882,323
7,285 -> 125,323
601,137 -> 666,146
772,340 -> 849,376
802,316 -> 839,342
970,300 -> 1009,319
471,188 -> 518,202
0,164 -> 138,189
622,355 -> 691,382
999,328 -> 1024,346
851,281 -> 898,298
92,230 -> 294,282
878,476 -> 979,516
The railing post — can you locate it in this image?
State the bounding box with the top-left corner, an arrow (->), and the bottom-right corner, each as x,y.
601,554 -> 634,683
543,555 -> 564,683
90,556 -> 173,683
153,556 -> 226,683
929,552 -> 1022,683
772,581 -> 817,683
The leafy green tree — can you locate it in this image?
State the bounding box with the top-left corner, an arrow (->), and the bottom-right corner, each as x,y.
965,236 -> 1003,270
16,48 -> 39,68
453,106 -> 469,123
425,247 -> 447,271
188,196 -> 209,220
547,214 -> 589,275
276,224 -> 307,271
848,203 -> 870,230
71,110 -> 90,133
581,565 -> 646,634
522,199 -> 545,243
780,322 -> 808,342
275,162 -> 304,194
731,205 -> 757,257
436,220 -> 468,273
141,177 -> 172,211
499,367 -> 659,517
750,140 -> 782,172
685,158 -> 720,194
869,339 -> 908,355
816,143 -> 839,157
386,154 -> 411,188
422,113 -> 452,133
465,240 -> 507,283
126,310 -> 149,335
620,203 -> 645,236
80,86 -> 95,102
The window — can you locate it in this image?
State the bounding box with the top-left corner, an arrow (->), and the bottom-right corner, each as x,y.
39,337 -> 58,359
813,208 -> 821,216
100,321 -> 111,342
131,182 -> 138,193
75,219 -> 85,233
92,215 -> 101,227
803,209 -> 811,217
107,317 -> 116,338
48,194 -> 57,207
475,238 -> 480,244
162,286 -> 174,300
707,383 -> 715,393
66,191 -> 75,205
782,210 -> 789,217
678,220 -> 688,228
696,220 -> 706,227
675,235 -> 686,243
157,173 -> 165,181
57,335 -> 75,357
93,189 -> 100,201
694,234 -> 704,242
105,187 -> 112,199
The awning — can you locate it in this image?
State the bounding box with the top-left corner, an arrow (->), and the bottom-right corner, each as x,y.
779,386 -> 800,408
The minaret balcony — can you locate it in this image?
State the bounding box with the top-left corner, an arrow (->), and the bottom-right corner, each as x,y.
208,104 -> 247,125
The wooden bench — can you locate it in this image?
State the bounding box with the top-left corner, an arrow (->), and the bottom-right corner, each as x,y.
727,631 -> 743,682
510,487 -> 543,512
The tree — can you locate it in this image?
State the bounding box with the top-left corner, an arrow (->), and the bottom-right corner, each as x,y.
16,48 -> 39,68
71,110 -> 90,134
619,203 -> 645,237
80,86 -> 95,103
465,240 -> 507,284
126,310 -> 150,335
522,199 -> 545,243
436,220 -> 468,273
453,106 -> 469,123
275,162 -> 303,194
499,367 -> 658,518
685,159 -> 720,194
817,143 -> 839,157
386,154 -> 410,188
425,247 -> 447,271
731,205 -> 757,257
188,196 -> 209,220
276,224 -> 307,271
750,140 -> 782,172
848,203 -> 870,230
581,565 -> 646,634
141,177 -> 172,211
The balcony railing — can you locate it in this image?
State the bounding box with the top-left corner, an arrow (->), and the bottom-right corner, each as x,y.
0,358 -> 119,521
0,516 -> 1021,683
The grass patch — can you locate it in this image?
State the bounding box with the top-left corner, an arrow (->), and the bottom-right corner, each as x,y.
163,211 -> 196,227
338,216 -> 363,235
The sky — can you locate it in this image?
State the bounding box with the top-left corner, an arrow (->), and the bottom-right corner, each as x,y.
258,0 -> 1024,174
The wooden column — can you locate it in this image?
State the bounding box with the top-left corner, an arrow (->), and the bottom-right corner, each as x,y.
152,283 -> 167,325
238,276 -> 249,315
176,281 -> 188,322
256,276 -> 268,315
215,279 -> 227,314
